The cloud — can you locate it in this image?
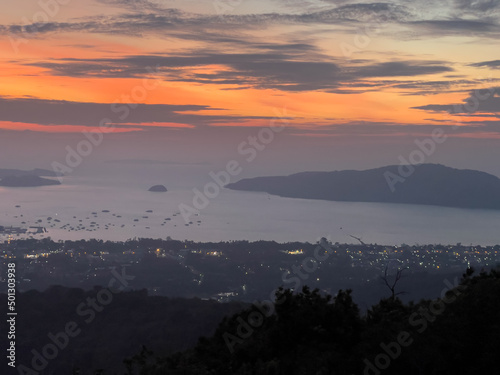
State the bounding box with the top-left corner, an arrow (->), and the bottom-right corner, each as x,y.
287,119 -> 500,138
3,6 -> 407,37
341,77 -> 500,96
2,1 -> 499,43
345,61 -> 453,78
318,2 -> 412,22
25,50 -> 340,91
408,18 -> 498,33
97,0 -> 174,13
413,87 -> 500,114
0,97 -> 274,129
25,53 -> 453,93
453,0 -> 500,12
469,60 -> 500,69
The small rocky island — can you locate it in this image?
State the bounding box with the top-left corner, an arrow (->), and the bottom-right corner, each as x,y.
148,184 -> 168,192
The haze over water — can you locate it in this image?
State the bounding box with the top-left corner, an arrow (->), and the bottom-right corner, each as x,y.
2,166 -> 500,246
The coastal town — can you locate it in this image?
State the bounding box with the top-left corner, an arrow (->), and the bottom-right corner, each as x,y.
1,237 -> 499,304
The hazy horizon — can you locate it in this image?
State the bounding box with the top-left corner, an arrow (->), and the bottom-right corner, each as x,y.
1,0 -> 500,181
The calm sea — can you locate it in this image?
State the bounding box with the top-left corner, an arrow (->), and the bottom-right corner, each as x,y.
1,170 -> 499,245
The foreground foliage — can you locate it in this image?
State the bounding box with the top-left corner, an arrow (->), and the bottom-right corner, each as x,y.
127,267 -> 500,375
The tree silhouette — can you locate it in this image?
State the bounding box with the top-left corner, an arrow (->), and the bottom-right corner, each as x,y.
381,262 -> 408,300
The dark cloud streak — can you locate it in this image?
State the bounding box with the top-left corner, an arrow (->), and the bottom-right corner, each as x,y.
0,97 -> 274,128
413,88 -> 500,114
25,54 -> 453,92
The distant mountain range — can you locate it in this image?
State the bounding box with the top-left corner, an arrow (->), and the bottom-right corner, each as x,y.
0,168 -> 59,178
226,164 -> 500,210
0,168 -> 61,187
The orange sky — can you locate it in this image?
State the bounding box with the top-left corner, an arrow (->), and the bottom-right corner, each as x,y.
1,0 -> 499,139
